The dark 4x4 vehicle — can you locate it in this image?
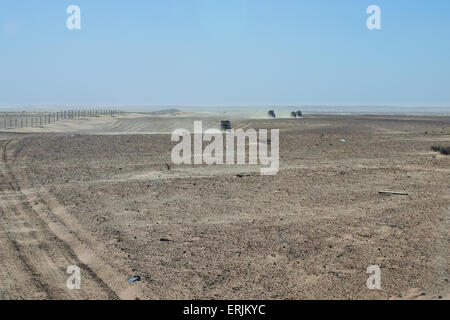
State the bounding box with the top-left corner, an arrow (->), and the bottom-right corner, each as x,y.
221,120 -> 232,131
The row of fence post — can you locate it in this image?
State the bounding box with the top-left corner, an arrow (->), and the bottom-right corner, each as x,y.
0,109 -> 125,129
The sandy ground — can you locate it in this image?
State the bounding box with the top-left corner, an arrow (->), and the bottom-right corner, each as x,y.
0,112 -> 448,300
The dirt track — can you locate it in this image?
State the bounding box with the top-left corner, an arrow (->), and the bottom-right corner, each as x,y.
0,139 -> 120,299
0,113 -> 449,299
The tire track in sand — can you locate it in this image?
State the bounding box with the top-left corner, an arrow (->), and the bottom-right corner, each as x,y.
0,139 -> 120,299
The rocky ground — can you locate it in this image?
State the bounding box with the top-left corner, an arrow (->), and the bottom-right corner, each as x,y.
0,113 -> 448,299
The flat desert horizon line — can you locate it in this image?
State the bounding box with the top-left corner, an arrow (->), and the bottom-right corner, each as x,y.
0,105 -> 449,115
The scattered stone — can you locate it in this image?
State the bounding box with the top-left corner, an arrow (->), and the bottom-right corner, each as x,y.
379,190 -> 408,196
431,145 -> 450,155
237,173 -> 250,178
128,276 -> 141,284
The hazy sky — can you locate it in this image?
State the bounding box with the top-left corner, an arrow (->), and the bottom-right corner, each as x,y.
1,0 -> 450,108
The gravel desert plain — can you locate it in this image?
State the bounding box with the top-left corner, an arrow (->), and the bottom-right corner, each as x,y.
0,111 -> 448,300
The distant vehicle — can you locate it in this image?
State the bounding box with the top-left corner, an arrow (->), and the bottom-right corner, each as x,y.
221,120 -> 232,131
268,110 -> 276,118
290,112 -> 297,118
296,111 -> 303,118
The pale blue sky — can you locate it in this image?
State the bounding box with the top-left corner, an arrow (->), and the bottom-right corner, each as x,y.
1,0 -> 450,108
